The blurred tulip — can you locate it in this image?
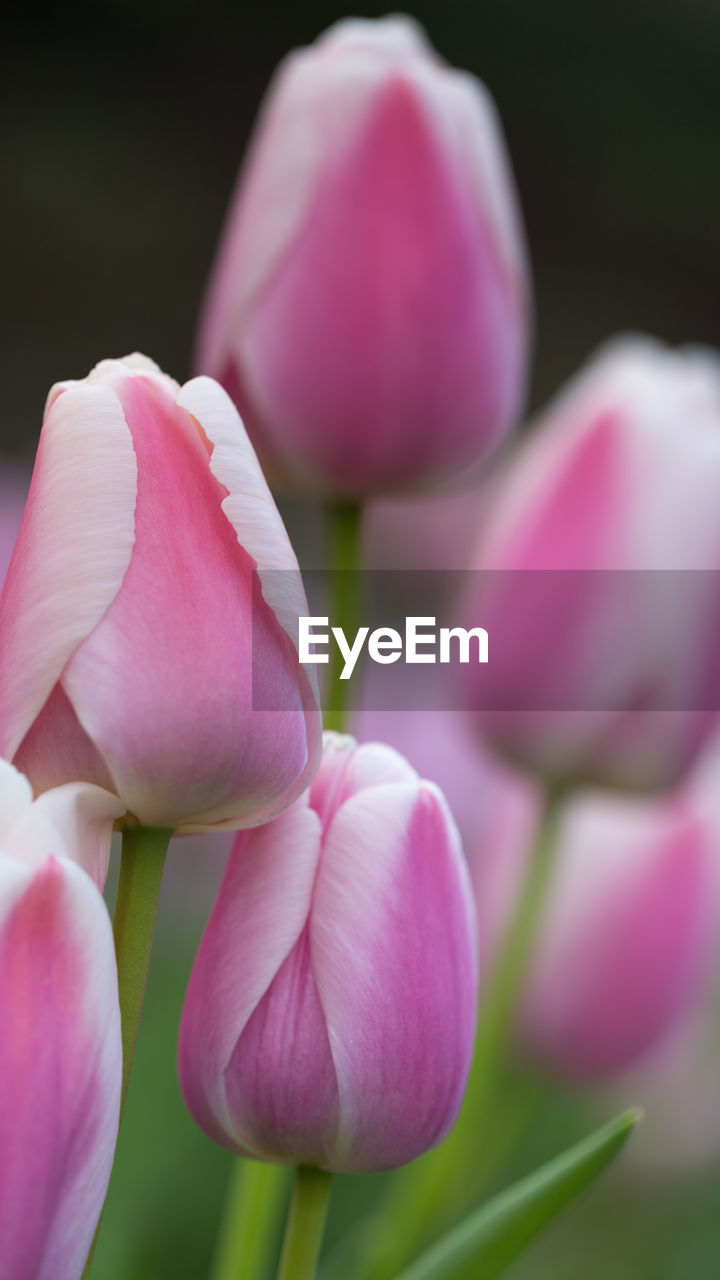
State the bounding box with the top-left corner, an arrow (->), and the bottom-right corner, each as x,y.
179,733 -> 478,1172
463,336 -> 720,791
0,354 -> 321,832
363,483 -> 484,571
0,758 -> 122,1280
593,738 -> 720,1174
470,785 -> 718,1079
196,15 -> 530,497
601,983 -> 720,1178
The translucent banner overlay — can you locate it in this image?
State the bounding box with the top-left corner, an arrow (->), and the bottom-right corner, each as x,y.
252,570 -> 720,713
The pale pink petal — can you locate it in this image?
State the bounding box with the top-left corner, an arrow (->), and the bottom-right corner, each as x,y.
309,732 -> 418,830
176,376 -> 315,656
178,801 -> 322,1150
224,927 -> 339,1166
195,30 -> 411,381
522,800 -> 714,1076
63,373 -> 314,829
0,384 -> 137,762
0,758 -> 34,842
0,777 -> 122,890
312,781 -> 478,1170
236,72 -> 519,493
31,783 -> 124,889
0,855 -> 121,1280
14,682 -> 116,796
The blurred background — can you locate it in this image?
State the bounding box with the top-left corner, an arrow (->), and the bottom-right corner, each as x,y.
3,1 -> 720,1277
3,0 -> 720,461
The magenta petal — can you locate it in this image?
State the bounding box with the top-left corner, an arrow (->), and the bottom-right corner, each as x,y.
178,800 -> 322,1151
0,855 -> 121,1280
239,75 -> 519,494
179,737 -> 478,1173
0,383 -> 136,764
225,928 -> 339,1166
64,372 -> 312,829
522,799 -> 715,1077
313,782 -> 478,1170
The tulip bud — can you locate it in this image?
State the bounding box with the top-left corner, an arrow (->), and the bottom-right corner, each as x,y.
178,733 -> 478,1172
0,354 -> 321,832
463,336 -> 720,791
471,786 -> 717,1079
0,759 -> 122,1280
195,16 -> 530,497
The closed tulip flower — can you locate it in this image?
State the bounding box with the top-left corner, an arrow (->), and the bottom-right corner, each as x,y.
195,16 -> 530,496
463,336 -> 720,791
471,786 -> 717,1079
0,759 -> 122,1280
178,733 -> 478,1172
0,355 -> 321,832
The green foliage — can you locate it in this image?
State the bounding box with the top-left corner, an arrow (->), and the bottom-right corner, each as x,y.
392,1110 -> 639,1280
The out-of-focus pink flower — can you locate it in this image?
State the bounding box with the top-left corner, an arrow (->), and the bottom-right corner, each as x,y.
363,483 -> 484,571
0,354 -> 321,832
353,706 -> 537,855
470,785 -> 718,1080
463,336 -> 720,792
0,466 -> 28,588
195,16 -> 530,497
593,740 -> 720,1174
178,732 -> 478,1172
0,758 -> 122,1280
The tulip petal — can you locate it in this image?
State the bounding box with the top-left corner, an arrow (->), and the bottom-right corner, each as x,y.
31,784 -> 123,889
312,781 -> 478,1170
523,800 -> 714,1076
179,800 -> 322,1151
0,758 -> 34,841
14,682 -> 117,797
0,855 -> 121,1280
237,72 -> 519,493
310,732 -> 418,829
176,376 -> 313,654
0,775 -> 122,890
224,927 -> 339,1166
0,384 -> 137,762
63,373 -> 315,829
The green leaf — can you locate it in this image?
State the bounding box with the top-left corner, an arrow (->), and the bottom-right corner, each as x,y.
393,1109 -> 640,1280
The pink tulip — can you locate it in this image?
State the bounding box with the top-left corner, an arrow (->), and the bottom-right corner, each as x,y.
195,16 -> 530,496
463,336 -> 720,791
178,733 -> 478,1172
470,785 -> 717,1079
0,354 -> 321,832
0,758 -> 122,1280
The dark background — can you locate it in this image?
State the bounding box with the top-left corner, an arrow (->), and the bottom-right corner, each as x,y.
3,0 -> 720,460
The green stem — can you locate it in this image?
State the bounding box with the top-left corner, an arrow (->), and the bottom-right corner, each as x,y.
113,824 -> 172,1111
210,1160 -> 290,1280
276,1167 -> 333,1280
349,788 -> 565,1280
463,786 -> 564,1127
324,500 -> 363,734
81,824 -> 171,1280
